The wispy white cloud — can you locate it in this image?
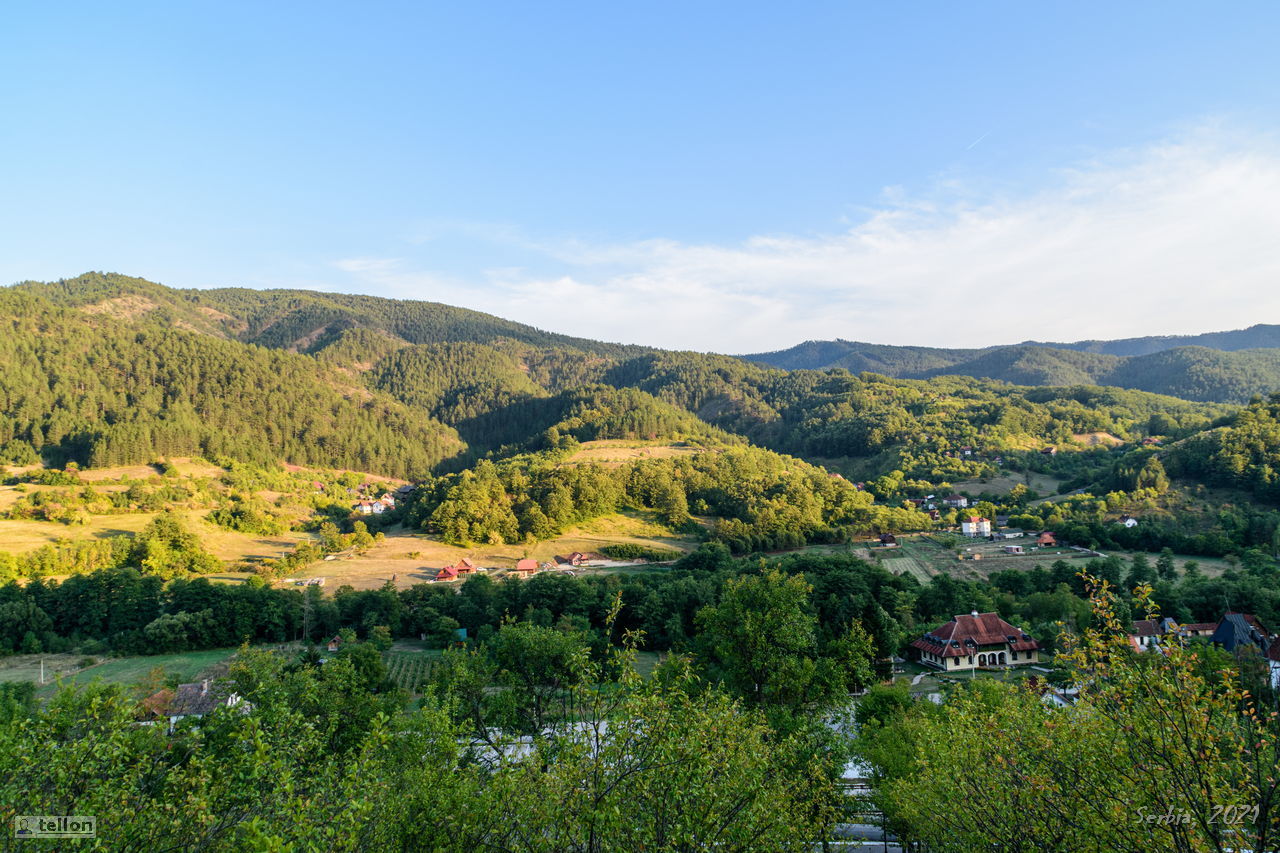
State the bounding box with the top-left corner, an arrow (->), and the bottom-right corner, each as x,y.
334,127 -> 1280,353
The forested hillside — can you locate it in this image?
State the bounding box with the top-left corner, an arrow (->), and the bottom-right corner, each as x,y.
747,334 -> 1280,402
0,273 -> 1245,494
1167,395 -> 1280,503
0,289 -> 461,477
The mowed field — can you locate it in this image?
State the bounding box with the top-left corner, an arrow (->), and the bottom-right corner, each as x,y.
0,457 -> 317,561
565,439 -> 703,467
873,535 -> 1236,583
0,508 -> 315,563
282,511 -> 695,590
871,536 -> 1090,583
0,648 -> 238,697
951,470 -> 1063,496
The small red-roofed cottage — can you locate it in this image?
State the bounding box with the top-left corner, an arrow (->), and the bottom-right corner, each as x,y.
435,565 -> 459,582
911,611 -> 1040,671
1037,532 -> 1056,547
456,558 -> 477,575
511,558 -> 539,575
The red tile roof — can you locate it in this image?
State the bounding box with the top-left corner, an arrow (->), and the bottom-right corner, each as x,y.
435,566 -> 458,581
514,558 -> 538,572
911,612 -> 1040,659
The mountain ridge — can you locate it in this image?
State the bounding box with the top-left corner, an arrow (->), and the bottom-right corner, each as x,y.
743,330 -> 1280,402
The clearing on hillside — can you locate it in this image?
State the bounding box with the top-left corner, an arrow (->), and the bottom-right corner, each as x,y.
281,512 -> 695,590
951,471 -> 1062,496
565,440 -> 703,467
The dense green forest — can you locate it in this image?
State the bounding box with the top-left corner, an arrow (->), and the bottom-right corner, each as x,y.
0,289 -> 461,477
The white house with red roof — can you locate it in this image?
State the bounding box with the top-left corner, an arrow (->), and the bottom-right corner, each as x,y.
960,516 -> 992,537
911,611 -> 1040,671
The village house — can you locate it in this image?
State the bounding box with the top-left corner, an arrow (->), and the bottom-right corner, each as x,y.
1128,618 -> 1167,651
878,533 -> 899,548
434,558 -> 479,582
960,516 -> 992,537
1036,531 -> 1056,547
509,558 -> 540,576
1211,612 -> 1269,653
144,679 -> 251,734
911,611 -> 1040,671
943,495 -> 969,509
1118,515 -> 1139,528
327,635 -> 343,652
1127,613 -> 1273,656
1003,544 -> 1024,555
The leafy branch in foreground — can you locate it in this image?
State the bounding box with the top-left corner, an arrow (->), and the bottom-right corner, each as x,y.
862,573 -> 1280,853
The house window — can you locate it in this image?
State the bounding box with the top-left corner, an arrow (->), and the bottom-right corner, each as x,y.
1011,651 -> 1017,661
967,655 -> 973,664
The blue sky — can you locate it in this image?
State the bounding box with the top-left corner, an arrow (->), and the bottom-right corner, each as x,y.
4,2 -> 1280,350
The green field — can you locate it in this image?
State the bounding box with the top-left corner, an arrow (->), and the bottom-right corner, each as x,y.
881,553 -> 934,583
0,649 -> 240,698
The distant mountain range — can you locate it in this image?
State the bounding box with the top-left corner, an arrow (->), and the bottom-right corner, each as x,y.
743,328 -> 1280,403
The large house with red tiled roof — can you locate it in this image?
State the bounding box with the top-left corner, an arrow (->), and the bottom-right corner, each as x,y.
911,611 -> 1040,671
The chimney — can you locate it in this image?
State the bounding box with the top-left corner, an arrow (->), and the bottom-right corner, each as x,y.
201,679 -> 209,695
